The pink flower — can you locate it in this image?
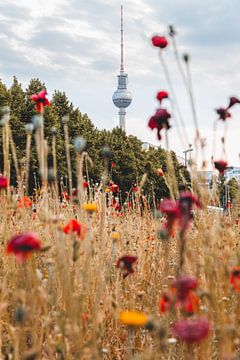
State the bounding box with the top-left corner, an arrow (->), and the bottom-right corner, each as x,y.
7,232 -> 41,261
0,175 -> 8,189
214,160 -> 228,174
148,108 -> 171,140
156,91 -> 169,103
171,318 -> 211,344
31,90 -> 50,113
151,36 -> 168,49
227,96 -> 240,109
216,107 -> 231,121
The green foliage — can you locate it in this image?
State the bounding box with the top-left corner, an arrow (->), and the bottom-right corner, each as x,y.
0,77 -> 189,202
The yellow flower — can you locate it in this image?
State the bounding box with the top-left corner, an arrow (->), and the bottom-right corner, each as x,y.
105,187 -> 110,193
120,311 -> 148,327
82,202 -> 98,213
111,231 -> 121,241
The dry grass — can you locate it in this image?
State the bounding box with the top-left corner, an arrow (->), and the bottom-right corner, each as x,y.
0,181 -> 240,359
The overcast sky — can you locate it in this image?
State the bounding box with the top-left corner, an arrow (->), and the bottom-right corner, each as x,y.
0,0 -> 240,167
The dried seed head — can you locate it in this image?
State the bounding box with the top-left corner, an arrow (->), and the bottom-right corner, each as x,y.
73,136 -> 86,152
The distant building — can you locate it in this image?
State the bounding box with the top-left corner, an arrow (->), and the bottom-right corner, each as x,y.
224,166 -> 240,182
141,142 -> 160,151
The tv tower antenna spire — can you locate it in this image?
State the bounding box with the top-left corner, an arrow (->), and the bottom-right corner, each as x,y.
112,5 -> 132,131
120,5 -> 124,72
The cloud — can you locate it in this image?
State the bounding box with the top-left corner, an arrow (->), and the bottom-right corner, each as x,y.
0,0 -> 240,166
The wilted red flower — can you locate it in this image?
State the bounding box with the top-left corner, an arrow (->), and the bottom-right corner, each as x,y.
214,160 -> 228,174
31,90 -> 50,113
216,107 -> 231,121
63,219 -> 87,239
116,255 -> 138,278
156,91 -> 169,103
227,96 -> 240,109
0,175 -> 8,189
152,35 -> 168,49
110,184 -> 119,193
171,318 -> 211,343
148,108 -> 171,140
7,232 -> 41,261
17,196 -> 32,208
230,266 -> 240,292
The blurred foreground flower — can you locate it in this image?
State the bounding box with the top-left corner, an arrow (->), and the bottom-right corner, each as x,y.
31,90 -> 50,113
148,108 -> 171,140
7,232 -> 41,261
171,317 -> 211,344
160,276 -> 200,314
120,311 -> 148,327
0,175 -> 8,189
151,35 -> 168,49
116,255 -> 138,278
230,266 -> 240,292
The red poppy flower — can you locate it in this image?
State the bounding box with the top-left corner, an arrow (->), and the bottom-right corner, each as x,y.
111,162 -> 116,168
214,160 -> 228,174
0,175 -> 8,189
82,181 -> 89,189
115,204 -> 121,212
216,107 -> 231,121
227,96 -> 240,109
152,35 -> 168,49
230,266 -> 240,292
116,255 -> 138,278
7,232 -> 41,261
110,184 -> 119,193
17,196 -> 32,208
63,219 -> 86,239
171,318 -> 211,344
148,108 -> 171,140
156,91 -> 169,103
179,191 -> 201,209
31,90 -> 50,113
159,293 -> 172,313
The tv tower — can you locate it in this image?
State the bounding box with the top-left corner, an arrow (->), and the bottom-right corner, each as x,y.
112,5 -> 132,131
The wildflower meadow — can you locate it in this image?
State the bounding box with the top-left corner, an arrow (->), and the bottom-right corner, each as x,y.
0,25 -> 240,360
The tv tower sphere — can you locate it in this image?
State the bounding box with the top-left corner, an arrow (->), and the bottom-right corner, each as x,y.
112,5 -> 132,131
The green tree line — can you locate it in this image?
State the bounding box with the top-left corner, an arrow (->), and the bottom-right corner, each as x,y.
0,77 -> 189,203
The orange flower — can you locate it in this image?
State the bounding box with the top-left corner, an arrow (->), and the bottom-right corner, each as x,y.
120,311 -> 148,327
17,196 -> 32,208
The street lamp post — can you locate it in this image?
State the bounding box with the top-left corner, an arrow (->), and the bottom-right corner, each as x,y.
183,145 -> 193,167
